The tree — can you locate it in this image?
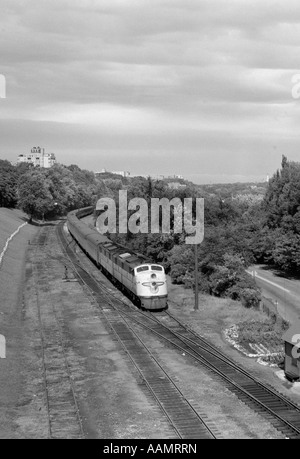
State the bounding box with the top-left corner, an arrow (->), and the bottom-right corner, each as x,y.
17,170 -> 56,221
46,164 -> 77,214
0,160 -> 18,207
259,156 -> 300,271
264,156 -> 300,231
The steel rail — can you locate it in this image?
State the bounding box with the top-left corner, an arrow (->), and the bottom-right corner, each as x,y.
57,222 -> 219,439
64,242 -> 300,438
58,220 -> 300,438
111,305 -> 300,438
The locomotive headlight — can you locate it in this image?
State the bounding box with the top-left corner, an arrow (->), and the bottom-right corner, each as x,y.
151,273 -> 157,279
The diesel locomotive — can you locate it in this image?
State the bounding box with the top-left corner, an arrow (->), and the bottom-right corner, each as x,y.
67,207 -> 168,311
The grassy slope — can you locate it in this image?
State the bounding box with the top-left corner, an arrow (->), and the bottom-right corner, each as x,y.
0,208 -> 28,253
0,208 -> 39,438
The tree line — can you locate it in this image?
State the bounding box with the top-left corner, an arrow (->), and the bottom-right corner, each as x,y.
1,156 -> 298,308
0,160 -> 110,221
104,157 -> 300,307
105,176 -> 263,308
254,155 -> 300,272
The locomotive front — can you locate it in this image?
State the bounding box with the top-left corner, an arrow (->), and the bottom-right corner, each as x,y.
135,264 -> 168,311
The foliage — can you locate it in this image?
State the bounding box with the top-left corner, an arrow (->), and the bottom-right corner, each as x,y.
0,160 -> 18,208
259,156 -> 300,271
18,170 -> 55,220
106,175 -> 264,307
15,163 -> 108,219
168,246 -> 261,306
0,160 -> 31,208
5,153 -> 300,311
237,318 -> 286,348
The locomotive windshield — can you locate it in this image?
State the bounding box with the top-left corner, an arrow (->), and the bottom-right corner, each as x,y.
151,266 -> 163,271
137,266 -> 149,272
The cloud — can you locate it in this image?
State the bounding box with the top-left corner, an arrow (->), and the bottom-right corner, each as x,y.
1,0 -> 300,181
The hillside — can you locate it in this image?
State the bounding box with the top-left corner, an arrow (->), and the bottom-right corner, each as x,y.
0,208 -> 29,254
0,209 -> 39,438
198,181 -> 268,199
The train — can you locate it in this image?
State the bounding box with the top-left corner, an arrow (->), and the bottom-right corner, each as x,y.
66,207 -> 168,311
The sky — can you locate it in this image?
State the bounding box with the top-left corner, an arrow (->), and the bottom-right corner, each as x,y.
1,0 -> 300,184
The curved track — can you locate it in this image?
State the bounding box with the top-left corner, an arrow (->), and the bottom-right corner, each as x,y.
57,222 -> 219,439
122,309 -> 300,439
58,221 -> 300,439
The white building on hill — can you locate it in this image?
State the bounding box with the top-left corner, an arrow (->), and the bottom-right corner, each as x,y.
17,147 -> 56,168
112,170 -> 131,177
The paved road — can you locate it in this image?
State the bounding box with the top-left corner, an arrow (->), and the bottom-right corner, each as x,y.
247,265 -> 300,324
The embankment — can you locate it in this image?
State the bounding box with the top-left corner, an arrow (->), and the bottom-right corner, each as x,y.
0,208 -> 38,438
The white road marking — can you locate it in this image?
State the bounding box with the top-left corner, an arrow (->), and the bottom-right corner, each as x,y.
0,222 -> 28,267
0,334 -> 5,359
246,270 -> 290,293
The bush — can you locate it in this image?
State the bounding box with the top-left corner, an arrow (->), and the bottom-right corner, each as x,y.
237,319 -> 285,348
238,287 -> 261,308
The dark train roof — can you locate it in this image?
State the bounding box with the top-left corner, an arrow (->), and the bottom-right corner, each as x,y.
85,231 -> 111,246
101,239 -> 152,269
68,207 -> 154,269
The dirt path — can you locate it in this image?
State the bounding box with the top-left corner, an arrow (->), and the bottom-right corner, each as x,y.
0,221 -> 39,438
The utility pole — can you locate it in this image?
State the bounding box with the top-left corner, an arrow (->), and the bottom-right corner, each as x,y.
195,243 -> 198,310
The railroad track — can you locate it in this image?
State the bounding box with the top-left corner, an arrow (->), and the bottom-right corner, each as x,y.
118,309 -> 300,439
31,227 -> 85,439
105,287 -> 300,439
57,221 -> 300,439
79,276 -> 300,440
57,222 -> 219,439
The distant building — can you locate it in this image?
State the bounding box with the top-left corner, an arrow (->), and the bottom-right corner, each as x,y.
167,174 -> 184,180
111,171 -> 131,177
130,173 -> 186,182
167,182 -> 186,190
95,169 -> 131,178
17,147 -> 56,168
136,174 -> 165,180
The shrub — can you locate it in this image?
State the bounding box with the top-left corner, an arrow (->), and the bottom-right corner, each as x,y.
239,287 -> 261,308
237,319 -> 285,349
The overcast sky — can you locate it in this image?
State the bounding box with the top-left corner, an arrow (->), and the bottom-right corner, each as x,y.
1,0 -> 300,183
